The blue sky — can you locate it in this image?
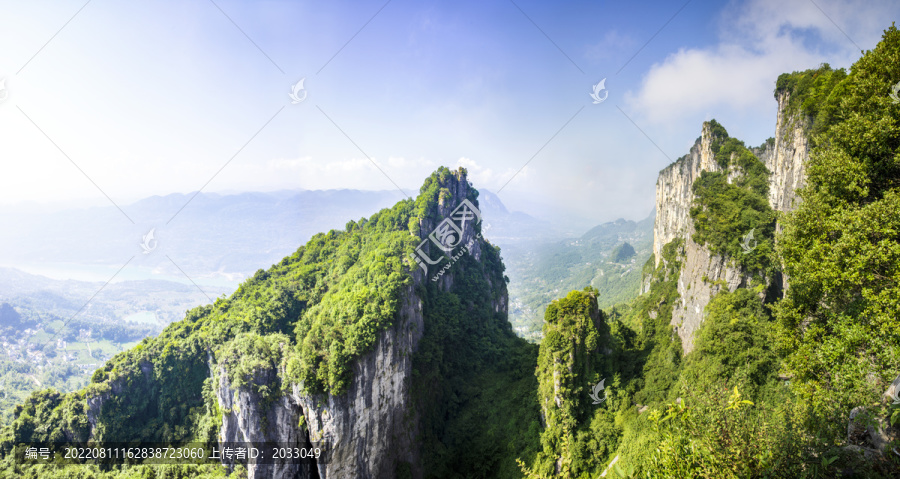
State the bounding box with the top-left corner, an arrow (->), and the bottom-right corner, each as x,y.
0,0 -> 896,224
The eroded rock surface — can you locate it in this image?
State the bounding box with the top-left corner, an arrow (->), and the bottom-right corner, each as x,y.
651,92 -> 811,353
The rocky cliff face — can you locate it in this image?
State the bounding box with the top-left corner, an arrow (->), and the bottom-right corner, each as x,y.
764,91 -> 810,293
214,169 -> 495,479
650,92 -> 810,354
766,91 -> 809,215
652,123 -> 747,353
652,125 -> 719,267
216,365 -> 317,479
289,283 -> 424,479
669,225 -> 749,353
216,283 -> 424,479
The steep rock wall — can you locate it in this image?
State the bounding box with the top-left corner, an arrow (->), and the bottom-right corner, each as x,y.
767,91 -> 809,215
651,123 -> 747,353
289,282 -> 424,479
214,169 -> 493,479
652,125 -> 718,267
215,282 -> 424,479
216,366 -> 317,479
766,91 -> 810,293
651,91 -> 811,353
215,280 -> 425,479
670,225 -> 748,353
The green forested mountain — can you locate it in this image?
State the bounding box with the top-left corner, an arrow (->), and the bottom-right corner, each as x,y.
2,24 -> 900,479
0,167 -> 542,479
557,25 -> 899,477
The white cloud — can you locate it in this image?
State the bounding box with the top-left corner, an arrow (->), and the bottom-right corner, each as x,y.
627,0 -> 897,124
585,30 -> 636,60
249,156 -> 529,197
454,157 -> 532,192
238,156 -> 437,193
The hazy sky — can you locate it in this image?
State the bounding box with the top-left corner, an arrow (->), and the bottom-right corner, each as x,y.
0,0 -> 895,224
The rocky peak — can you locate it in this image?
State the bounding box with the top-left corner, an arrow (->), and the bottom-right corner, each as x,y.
213,166 -> 502,479
410,167 -> 486,289
649,89 -> 812,354
652,121 -> 721,267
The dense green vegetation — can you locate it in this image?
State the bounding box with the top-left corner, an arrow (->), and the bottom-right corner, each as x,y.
521,242 -> 892,477
517,26 -> 900,478
517,239 -> 685,478
522,288 -> 612,478
413,238 -> 541,478
0,360 -> 87,428
774,23 -> 900,449
633,286 -> 814,478
690,120 -> 777,276
775,64 -> 848,141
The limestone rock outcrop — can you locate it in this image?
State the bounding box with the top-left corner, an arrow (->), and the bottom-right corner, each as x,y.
652,123 -> 747,353
216,282 -> 425,479
766,91 -> 809,215
653,124 -> 720,267
846,373 -> 900,455
289,283 -> 424,479
213,169 -> 497,479
650,91 -> 811,353
216,366 -> 317,479
669,225 -> 748,353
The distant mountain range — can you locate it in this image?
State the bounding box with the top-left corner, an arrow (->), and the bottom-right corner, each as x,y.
0,188 -> 561,286
504,211 -> 655,340
0,189 -> 405,284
